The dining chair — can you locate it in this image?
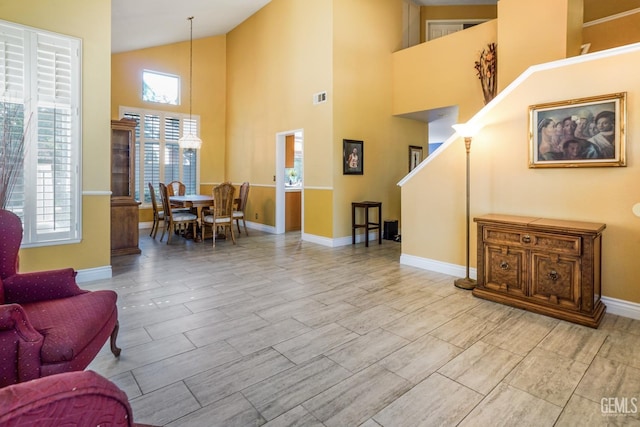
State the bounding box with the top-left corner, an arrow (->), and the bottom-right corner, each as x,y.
166,180 -> 190,212
158,183 -> 197,244
148,182 -> 164,239
201,182 -> 236,246
233,181 -> 250,235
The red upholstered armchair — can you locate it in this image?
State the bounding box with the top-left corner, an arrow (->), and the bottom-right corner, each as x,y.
0,370 -> 150,427
0,209 -> 121,388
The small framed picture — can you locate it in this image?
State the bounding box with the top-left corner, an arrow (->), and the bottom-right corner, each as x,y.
529,92 -> 626,168
409,145 -> 423,171
343,139 -> 363,175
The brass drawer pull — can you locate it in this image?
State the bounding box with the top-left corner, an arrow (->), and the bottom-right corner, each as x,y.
500,261 -> 509,270
522,234 -> 531,244
548,270 -> 559,281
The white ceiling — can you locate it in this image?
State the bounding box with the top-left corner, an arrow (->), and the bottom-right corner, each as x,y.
111,0 -> 497,53
111,0 -> 272,53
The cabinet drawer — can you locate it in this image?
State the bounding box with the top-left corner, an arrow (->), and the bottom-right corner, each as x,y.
484,227 -> 581,256
484,245 -> 527,297
483,227 -> 524,246
531,253 -> 580,310
530,232 -> 581,256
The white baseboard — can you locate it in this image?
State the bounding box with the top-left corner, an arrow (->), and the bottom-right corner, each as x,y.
601,296 -> 640,320
400,253 -> 477,280
76,266 -> 112,283
401,253 -> 640,321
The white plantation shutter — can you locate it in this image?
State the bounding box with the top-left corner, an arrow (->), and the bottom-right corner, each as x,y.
121,106 -> 199,203
0,20 -> 80,246
0,25 -> 24,99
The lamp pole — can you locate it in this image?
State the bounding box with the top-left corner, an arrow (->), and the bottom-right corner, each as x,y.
452,123 -> 478,290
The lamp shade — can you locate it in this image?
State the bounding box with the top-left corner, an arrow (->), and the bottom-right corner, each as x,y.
452,122 -> 482,138
178,133 -> 202,150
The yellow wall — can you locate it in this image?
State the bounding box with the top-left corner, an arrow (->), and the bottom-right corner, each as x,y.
497,0 -> 583,91
583,11 -> 640,52
226,0 -> 334,236
393,20 -> 495,121
333,0 -> 426,238
0,0 -> 112,272
111,36 -> 226,222
584,0 -> 640,22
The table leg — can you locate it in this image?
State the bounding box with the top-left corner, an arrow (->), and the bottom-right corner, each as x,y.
352,204 -> 356,245
378,204 -> 382,245
365,207 -> 370,247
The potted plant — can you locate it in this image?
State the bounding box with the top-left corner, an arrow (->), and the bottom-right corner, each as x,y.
0,104 -> 27,210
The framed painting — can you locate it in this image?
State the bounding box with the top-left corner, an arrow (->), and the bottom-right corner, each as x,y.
529,92 -> 626,168
343,139 -> 363,175
409,145 -> 423,171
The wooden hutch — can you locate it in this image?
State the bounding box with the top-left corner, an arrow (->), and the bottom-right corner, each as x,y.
110,118 -> 141,256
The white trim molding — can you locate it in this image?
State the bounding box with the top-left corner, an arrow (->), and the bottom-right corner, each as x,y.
601,296 -> 640,320
400,253 -> 477,280
76,266 -> 112,283
583,8 -> 640,27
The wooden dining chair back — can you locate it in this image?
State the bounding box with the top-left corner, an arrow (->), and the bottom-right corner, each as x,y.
148,182 -> 164,239
158,183 -> 197,244
233,182 -> 250,235
166,181 -> 186,196
166,180 -> 190,211
201,182 -> 236,246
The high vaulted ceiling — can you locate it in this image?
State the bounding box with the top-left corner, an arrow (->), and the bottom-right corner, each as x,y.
111,0 -> 497,53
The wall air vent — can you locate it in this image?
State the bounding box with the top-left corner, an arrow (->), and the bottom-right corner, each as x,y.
313,91 -> 327,105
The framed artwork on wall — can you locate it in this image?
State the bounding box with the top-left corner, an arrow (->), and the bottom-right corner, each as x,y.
529,92 -> 626,168
409,145 -> 423,171
343,139 -> 363,175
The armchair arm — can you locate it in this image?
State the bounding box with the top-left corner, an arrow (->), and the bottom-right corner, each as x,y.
3,268 -> 85,304
0,304 -> 44,386
0,370 -> 134,426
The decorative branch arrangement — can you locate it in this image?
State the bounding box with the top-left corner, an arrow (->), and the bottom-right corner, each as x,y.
474,42 -> 497,105
0,104 -> 28,209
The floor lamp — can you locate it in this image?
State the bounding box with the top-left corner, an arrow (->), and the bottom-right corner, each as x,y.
452,123 -> 480,290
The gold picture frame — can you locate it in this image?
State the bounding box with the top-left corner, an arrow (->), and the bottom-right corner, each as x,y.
529,92 -> 626,168
409,145 -> 423,172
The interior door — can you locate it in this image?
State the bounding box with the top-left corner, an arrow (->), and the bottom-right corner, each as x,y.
427,23 -> 463,41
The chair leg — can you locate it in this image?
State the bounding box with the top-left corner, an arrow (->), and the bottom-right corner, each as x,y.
150,217 -> 156,237
236,219 -> 241,235
243,218 -> 248,236
152,219 -> 160,239
166,222 -> 172,244
230,224 -> 236,244
110,321 -> 122,357
160,220 -> 167,242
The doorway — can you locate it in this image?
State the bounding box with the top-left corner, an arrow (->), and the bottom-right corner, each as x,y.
275,129 -> 303,234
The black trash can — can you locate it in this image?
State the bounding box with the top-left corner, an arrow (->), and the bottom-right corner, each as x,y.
383,219 -> 398,240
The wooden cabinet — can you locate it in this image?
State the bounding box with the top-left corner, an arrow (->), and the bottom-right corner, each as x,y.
110,119 -> 141,257
473,214 -> 606,328
285,190 -> 301,231
285,134 -> 295,168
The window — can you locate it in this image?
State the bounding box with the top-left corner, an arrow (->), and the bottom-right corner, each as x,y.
0,20 -> 81,246
142,70 -> 179,105
119,106 -> 199,205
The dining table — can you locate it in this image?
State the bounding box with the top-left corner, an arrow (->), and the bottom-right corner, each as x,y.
169,194 -> 214,242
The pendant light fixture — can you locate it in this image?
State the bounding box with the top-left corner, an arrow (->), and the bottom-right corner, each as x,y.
178,16 -> 202,150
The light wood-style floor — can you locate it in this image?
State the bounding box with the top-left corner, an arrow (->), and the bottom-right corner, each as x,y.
86,229 -> 640,426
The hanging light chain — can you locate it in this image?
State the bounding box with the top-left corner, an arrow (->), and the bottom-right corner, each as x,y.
188,16 -> 194,122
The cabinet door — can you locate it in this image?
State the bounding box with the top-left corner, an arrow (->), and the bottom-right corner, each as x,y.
531,252 -> 580,310
484,245 -> 527,297
111,128 -> 132,197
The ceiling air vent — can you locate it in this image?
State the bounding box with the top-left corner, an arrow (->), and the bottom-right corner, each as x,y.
313,91 -> 327,105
